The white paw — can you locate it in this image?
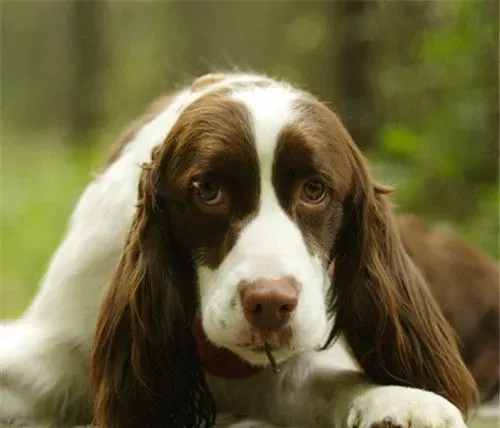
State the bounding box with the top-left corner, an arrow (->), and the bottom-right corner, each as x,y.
215,414 -> 283,428
347,386 -> 466,428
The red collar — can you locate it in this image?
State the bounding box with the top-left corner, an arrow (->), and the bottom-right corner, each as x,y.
192,260 -> 335,379
192,319 -> 263,379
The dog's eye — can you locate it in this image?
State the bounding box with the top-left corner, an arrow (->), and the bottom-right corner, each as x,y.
302,180 -> 326,203
193,180 -> 223,206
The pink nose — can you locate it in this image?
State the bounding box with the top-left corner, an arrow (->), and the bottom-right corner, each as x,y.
240,278 -> 298,330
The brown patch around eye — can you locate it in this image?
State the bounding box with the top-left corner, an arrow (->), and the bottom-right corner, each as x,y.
165,91 -> 260,269
300,179 -> 328,205
272,99 -> 355,264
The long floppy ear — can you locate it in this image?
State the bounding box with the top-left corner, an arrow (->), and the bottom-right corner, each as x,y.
90,148 -> 215,428
327,142 -> 478,417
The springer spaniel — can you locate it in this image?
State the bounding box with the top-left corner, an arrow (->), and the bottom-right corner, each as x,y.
0,73 -> 479,427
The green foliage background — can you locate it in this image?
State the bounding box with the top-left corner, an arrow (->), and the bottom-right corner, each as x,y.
1,1 -> 498,323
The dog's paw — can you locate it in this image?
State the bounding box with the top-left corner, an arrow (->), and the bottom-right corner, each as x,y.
346,386 -> 466,428
215,414 -> 284,428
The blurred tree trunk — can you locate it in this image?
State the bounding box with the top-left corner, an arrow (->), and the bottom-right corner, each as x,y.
332,1 -> 378,151
69,0 -> 107,143
478,0 -> 499,181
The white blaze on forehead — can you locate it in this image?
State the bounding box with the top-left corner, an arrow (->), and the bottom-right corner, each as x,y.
231,86 -> 298,185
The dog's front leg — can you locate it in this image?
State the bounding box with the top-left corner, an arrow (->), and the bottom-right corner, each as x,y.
231,350 -> 468,428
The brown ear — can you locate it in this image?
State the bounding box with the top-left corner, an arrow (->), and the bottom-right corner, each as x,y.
90,149 -> 215,427
326,143 -> 478,417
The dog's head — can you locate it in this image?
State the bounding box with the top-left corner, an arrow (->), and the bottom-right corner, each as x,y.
90,73 -> 477,427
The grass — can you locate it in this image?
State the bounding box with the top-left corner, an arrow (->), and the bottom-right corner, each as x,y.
1,131 -> 108,319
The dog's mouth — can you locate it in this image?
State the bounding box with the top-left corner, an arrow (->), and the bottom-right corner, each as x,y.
240,342 -> 280,353
236,341 -> 282,374
236,328 -> 293,352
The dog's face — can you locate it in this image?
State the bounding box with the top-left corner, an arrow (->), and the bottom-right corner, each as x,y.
163,84 -> 352,365
90,74 -> 477,428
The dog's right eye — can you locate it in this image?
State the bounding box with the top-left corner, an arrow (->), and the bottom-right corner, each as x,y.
194,181 -> 223,205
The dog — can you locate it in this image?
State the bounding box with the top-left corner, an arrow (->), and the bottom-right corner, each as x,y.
0,73 -> 482,427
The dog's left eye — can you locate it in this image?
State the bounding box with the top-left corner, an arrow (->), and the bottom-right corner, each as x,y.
301,180 -> 326,203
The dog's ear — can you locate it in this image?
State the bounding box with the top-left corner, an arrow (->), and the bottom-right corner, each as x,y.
325,140 -> 478,417
90,147 -> 215,428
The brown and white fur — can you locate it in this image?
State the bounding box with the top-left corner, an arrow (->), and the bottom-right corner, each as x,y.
398,214 -> 499,405
0,73 -> 479,427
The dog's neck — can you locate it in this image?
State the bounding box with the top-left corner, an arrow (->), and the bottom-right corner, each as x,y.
192,319 -> 263,378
